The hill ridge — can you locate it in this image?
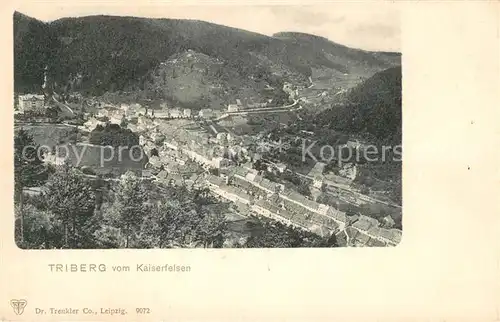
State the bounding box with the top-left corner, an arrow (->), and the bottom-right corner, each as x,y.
14,11 -> 401,107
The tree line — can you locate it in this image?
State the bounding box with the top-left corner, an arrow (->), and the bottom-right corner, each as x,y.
89,123 -> 139,147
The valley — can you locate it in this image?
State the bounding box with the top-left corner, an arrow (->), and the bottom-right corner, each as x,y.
14,11 -> 402,249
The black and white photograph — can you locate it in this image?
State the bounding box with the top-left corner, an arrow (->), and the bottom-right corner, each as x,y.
13,5 -> 402,249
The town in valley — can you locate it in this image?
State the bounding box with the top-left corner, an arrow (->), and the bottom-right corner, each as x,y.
14,11 -> 402,249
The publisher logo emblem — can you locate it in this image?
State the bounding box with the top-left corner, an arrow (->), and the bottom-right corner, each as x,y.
10,299 -> 27,315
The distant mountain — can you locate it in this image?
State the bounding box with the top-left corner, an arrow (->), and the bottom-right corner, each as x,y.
273,32 -> 400,74
14,12 -> 401,107
316,66 -> 402,144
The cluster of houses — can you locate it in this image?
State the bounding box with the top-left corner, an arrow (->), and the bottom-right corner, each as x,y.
227,98 -> 272,113
134,117 -> 258,178
41,96 -> 401,248
88,102 -> 223,126
151,104 -> 193,119
80,99 -> 262,178
122,106 -> 401,247
203,165 -> 402,246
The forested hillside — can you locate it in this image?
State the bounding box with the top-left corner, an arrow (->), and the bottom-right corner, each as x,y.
14,11 -> 400,106
316,66 -> 402,144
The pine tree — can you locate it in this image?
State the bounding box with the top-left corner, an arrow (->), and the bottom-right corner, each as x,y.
114,171 -> 149,248
195,212 -> 227,248
14,128 -> 47,190
15,203 -> 56,249
14,128 -> 48,243
44,165 -> 96,248
155,201 -> 201,248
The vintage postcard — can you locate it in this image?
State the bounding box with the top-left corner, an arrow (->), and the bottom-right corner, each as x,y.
1,1 -> 499,321
12,3 -> 402,250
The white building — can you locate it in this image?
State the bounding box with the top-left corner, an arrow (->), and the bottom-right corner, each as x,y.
275,163 -> 287,173
169,108 -> 182,118
227,104 -> 239,112
109,110 -> 125,124
135,107 -> 148,116
247,102 -> 267,108
198,109 -> 213,119
44,152 -> 67,166
183,108 -> 192,118
18,94 -> 45,113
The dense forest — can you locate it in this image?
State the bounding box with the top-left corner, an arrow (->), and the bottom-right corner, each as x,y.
89,123 -> 139,147
14,12 -> 400,98
316,66 -> 402,145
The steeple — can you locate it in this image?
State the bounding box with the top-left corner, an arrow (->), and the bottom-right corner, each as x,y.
42,65 -> 53,100
42,65 -> 48,90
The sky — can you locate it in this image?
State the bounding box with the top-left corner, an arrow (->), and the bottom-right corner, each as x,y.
15,2 -> 401,52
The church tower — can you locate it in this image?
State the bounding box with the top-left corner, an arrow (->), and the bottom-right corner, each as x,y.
42,65 -> 48,90
42,65 -> 52,99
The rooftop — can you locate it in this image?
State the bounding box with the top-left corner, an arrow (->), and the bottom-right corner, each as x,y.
253,199 -> 281,214
354,232 -> 370,245
345,227 -> 359,240
352,215 -> 379,231
379,228 -> 402,244
233,167 -> 250,178
19,94 -> 44,100
367,238 -> 386,247
284,190 -> 320,211
207,175 -> 225,187
277,209 -> 294,220
156,170 -> 169,180
326,207 -> 348,223
260,177 -> 279,192
367,225 -> 381,237
220,185 -> 253,201
232,176 -> 264,195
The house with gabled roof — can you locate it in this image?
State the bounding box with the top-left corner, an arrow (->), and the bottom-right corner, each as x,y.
353,231 -> 371,246
327,207 -> 347,223
352,215 -> 379,233
377,228 -> 402,246
366,238 -> 386,247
